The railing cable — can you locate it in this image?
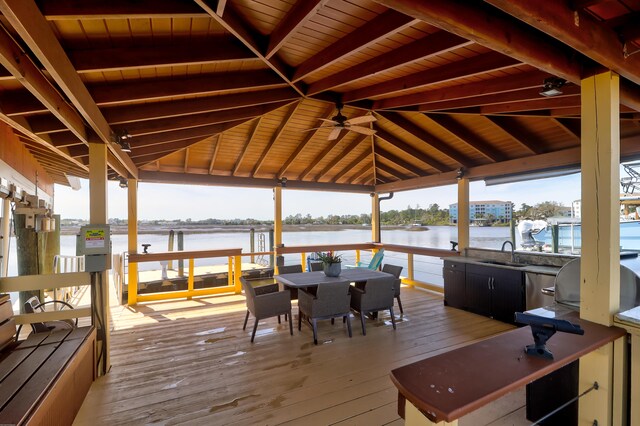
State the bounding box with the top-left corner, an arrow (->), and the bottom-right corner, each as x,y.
529,382 -> 598,426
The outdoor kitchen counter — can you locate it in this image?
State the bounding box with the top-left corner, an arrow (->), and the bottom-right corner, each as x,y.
444,256 -> 562,275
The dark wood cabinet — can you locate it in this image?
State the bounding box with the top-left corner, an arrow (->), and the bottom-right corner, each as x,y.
443,261 -> 525,324
443,260 -> 466,309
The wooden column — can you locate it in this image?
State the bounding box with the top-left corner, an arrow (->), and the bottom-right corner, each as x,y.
88,141 -> 110,375
273,186 -> 282,271
1,198 -> 10,277
127,178 -> 138,306
579,71 -> 622,425
371,193 -> 380,243
457,178 -> 469,252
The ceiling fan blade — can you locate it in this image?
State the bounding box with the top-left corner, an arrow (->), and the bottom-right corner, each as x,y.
318,118 -> 337,123
345,115 -> 376,125
328,127 -> 342,140
301,126 -> 334,132
348,126 -> 377,136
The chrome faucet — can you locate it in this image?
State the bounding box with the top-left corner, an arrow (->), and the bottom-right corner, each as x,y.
501,240 -> 515,263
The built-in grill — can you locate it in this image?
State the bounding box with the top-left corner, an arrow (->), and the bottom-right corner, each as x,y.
553,252 -> 640,311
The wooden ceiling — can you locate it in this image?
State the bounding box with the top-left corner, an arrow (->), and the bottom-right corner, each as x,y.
0,0 -> 640,193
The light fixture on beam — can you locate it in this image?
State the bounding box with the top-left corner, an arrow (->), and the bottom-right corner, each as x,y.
113,129 -> 132,152
118,177 -> 128,188
540,77 -> 566,97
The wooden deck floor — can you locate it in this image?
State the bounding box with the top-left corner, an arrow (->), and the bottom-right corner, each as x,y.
74,286 -> 523,425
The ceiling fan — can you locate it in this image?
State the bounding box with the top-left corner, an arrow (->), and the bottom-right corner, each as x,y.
306,104 -> 377,140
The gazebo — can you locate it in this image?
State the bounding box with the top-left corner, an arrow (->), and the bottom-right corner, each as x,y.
0,1 -> 639,424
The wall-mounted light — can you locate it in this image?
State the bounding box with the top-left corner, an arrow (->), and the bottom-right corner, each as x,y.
113,129 -> 132,152
279,177 -> 287,187
456,168 -> 465,180
540,77 -> 566,97
119,177 -> 128,188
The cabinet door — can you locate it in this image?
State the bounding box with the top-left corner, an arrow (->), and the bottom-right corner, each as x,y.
443,265 -> 466,309
465,270 -> 492,317
491,268 -> 525,324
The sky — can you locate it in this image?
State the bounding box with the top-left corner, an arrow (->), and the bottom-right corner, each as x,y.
53,172 -> 584,221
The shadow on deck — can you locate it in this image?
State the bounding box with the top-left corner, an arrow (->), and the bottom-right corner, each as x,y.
75,286 -> 520,425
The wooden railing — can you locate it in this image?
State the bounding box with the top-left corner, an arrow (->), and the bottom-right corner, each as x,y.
127,248 -> 243,305
0,272 -> 92,327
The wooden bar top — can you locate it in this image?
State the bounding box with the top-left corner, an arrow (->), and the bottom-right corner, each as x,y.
390,312 -> 626,423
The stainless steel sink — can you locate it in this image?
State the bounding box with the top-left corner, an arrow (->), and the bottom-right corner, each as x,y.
478,260 -> 529,268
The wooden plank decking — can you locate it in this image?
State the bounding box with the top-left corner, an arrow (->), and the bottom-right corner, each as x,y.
74,286 -> 520,425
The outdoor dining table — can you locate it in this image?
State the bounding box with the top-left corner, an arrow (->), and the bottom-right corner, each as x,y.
274,268 -> 393,289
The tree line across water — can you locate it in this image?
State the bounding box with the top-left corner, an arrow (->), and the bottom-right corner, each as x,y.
61,201 -> 570,227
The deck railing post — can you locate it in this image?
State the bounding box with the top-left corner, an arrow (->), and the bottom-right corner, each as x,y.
250,228 -> 255,263
355,249 -> 360,265
407,253 -> 414,283
187,258 -> 194,298
228,256 -> 233,287
234,255 -> 242,293
301,252 -> 306,271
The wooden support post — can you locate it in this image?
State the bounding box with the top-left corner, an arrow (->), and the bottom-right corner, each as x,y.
457,178 -> 469,252
167,229 -> 174,269
89,141 -> 110,376
355,249 -> 361,265
234,255 -> 242,293
227,257 -> 233,287
408,253 -> 414,282
300,252 -> 306,271
371,193 -> 380,243
579,71 -> 621,425
127,178 -> 138,306
405,400 -> 458,425
187,258 -> 194,297
273,186 -> 282,273
1,198 -> 10,277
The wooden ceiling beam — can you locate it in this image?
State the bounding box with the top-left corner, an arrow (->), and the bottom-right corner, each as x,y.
377,111 -> 473,167
307,31 -> 472,95
129,137 -> 207,159
183,148 -> 190,173
423,114 -> 507,162
315,134 -> 368,181
121,101 -> 291,137
374,146 -> 426,177
216,0 -> 227,16
298,132 -> 350,180
102,88 -> 298,125
71,38 -> 255,73
374,70 -> 548,110
372,0 -> 640,111
0,0 -> 138,177
376,161 -> 407,181
39,0 -> 208,19
277,105 -> 335,179
292,9 -> 417,82
138,170 -> 374,193
195,0 -> 304,96
252,101 -> 302,176
91,70 -> 287,106
343,51 -> 520,102
233,118 -> 262,176
617,14 -> 640,44
419,85 -> 581,112
374,128 -> 448,173
266,0 -> 327,59
479,95 -> 580,114
119,120 -> 245,149
332,150 -> 372,184
483,116 -> 543,155
208,135 -> 222,175
485,0 -> 640,87
552,117 -> 581,142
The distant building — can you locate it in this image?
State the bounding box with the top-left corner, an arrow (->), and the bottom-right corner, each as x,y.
572,200 -> 581,218
449,200 -> 513,224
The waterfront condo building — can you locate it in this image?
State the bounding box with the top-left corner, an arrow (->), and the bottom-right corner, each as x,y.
449,201 -> 513,225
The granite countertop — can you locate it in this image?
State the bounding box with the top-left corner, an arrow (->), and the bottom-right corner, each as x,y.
444,256 -> 562,275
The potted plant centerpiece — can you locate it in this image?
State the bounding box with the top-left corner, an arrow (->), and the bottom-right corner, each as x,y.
316,251 -> 342,277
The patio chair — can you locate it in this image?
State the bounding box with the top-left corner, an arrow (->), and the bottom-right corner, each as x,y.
350,276 -> 396,336
241,277 -> 293,343
277,264 -> 303,300
23,296 -> 77,334
382,264 -> 404,314
298,280 -> 352,345
345,249 -> 385,270
309,262 -> 323,271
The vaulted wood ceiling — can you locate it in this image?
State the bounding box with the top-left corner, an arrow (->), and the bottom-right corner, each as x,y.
0,0 -> 639,193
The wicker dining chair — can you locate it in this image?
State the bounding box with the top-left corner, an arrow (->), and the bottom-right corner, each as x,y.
241,277 -> 293,343
298,280 -> 352,345
350,276 -> 396,335
382,264 -> 404,314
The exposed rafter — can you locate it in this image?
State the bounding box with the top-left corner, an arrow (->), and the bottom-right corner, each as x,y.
374,145 -> 428,177
266,0 -> 327,59
483,116 -> 542,155
233,118 -> 263,176
252,101 -> 302,176
332,150 -> 372,184
298,132 -> 350,180
315,134 -> 368,181
209,135 -> 222,175
374,128 -> 448,173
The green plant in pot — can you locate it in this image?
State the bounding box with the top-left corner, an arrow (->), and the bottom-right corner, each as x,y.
316,251 -> 342,277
